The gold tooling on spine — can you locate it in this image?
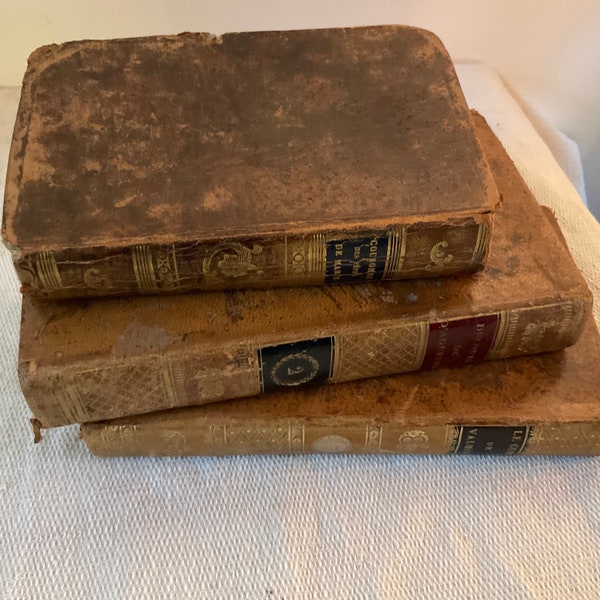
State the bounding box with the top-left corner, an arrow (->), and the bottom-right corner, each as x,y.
35,251 -> 63,291
132,245 -> 158,292
471,222 -> 491,266
308,233 -> 326,278
383,226 -> 406,278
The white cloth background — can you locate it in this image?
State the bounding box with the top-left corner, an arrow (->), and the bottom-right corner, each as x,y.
1,64 -> 600,599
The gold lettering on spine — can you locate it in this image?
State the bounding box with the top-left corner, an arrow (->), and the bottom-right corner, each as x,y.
383,226 -> 406,278
34,251 -> 63,291
470,222 -> 490,267
132,244 -> 158,292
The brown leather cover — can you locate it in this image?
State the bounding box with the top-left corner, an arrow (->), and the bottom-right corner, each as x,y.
82,315 -> 600,457
18,116 -> 592,428
2,26 -> 497,298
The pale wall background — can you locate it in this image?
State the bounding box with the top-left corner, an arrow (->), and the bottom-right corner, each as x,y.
1,0 -> 599,219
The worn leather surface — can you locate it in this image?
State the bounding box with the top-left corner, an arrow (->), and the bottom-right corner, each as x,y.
3,27 -> 495,252
83,314 -> 600,456
18,117 -> 592,426
2,64 -> 600,599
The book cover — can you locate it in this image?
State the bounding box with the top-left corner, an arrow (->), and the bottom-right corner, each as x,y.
2,26 -> 497,299
82,314 -> 600,457
17,116 -> 591,428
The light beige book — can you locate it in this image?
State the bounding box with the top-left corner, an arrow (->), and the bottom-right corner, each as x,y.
82,315 -> 600,457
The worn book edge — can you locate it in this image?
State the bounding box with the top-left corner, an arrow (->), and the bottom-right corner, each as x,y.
80,315 -> 600,457
2,27 -> 498,298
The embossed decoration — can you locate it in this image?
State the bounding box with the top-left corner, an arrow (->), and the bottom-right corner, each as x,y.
159,430 -> 187,455
210,423 -> 305,452
337,322 -> 428,381
83,267 -> 112,290
365,424 -> 383,449
470,222 -> 491,266
270,353 -> 320,387
397,429 -> 429,448
132,244 -> 158,292
202,242 -> 263,280
311,435 -> 353,453
424,240 -> 454,272
258,337 -> 335,393
154,246 -> 180,289
283,234 -> 326,283
29,251 -> 63,292
132,244 -> 181,291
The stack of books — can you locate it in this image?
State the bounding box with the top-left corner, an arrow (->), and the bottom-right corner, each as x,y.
3,26 -> 598,458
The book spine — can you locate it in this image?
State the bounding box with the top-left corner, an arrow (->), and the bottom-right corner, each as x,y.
23,298 -> 589,428
15,218 -> 491,299
81,420 -> 600,457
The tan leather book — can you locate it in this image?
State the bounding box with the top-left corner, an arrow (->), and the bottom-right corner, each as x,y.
18,116 -> 591,429
2,26 -> 497,299
82,314 -> 600,457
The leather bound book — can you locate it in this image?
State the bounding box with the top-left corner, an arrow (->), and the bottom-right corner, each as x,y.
3,26 -> 497,299
82,315 -> 600,457
18,116 -> 591,428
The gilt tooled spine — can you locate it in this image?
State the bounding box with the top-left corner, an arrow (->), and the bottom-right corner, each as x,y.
83,421 -> 600,457
15,219 -> 490,299
25,298 -> 588,428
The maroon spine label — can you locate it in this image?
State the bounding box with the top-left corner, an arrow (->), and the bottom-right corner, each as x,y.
421,314 -> 499,370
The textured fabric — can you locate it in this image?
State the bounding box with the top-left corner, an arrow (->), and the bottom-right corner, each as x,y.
1,65 -> 600,599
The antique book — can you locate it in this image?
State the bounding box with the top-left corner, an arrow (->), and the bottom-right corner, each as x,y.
18,117 -> 591,428
82,314 -> 600,457
2,26 -> 497,299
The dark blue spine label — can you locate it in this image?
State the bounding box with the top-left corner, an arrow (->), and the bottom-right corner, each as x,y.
258,337 -> 335,393
325,235 -> 389,283
450,426 -> 534,455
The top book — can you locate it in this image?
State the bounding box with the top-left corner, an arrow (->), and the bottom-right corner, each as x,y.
2,26 -> 497,299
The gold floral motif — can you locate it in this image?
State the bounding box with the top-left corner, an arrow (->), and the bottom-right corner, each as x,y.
83,267 -> 112,290
154,246 -> 180,289
424,241 -> 454,272
202,242 -> 263,279
397,429 -> 429,449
